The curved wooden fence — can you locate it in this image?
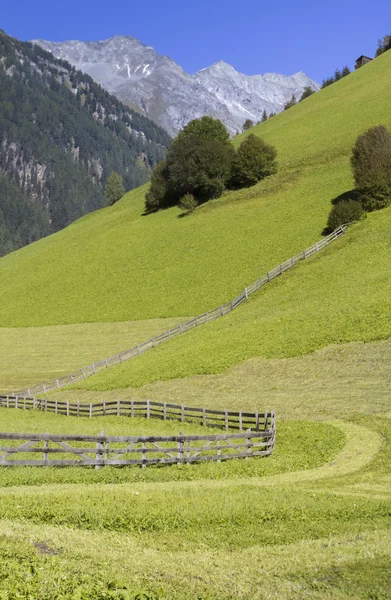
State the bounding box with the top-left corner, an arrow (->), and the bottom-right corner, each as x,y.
0,398 -> 276,467
10,224 -> 352,397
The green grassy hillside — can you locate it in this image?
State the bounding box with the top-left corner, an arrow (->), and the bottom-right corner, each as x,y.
76,206 -> 391,391
1,50 -> 391,600
1,51 -> 391,332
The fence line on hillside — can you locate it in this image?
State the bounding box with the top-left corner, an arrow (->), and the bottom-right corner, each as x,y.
0,419 -> 276,468
0,395 -> 273,432
10,224 -> 353,397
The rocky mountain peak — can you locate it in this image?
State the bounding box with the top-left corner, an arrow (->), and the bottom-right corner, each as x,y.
34,37 -> 319,136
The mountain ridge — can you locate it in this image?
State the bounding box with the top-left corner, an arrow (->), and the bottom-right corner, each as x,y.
34,35 -> 319,136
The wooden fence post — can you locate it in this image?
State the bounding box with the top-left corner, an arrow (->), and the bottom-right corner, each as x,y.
239,411 -> 243,432
89,403 -> 92,418
131,400 -> 134,419
163,402 -> 167,421
181,404 -> 185,423
225,410 -> 229,431
147,399 -> 150,419
246,429 -> 251,460
117,399 -> 121,417
103,400 -> 106,416
203,407 -> 207,428
142,441 -> 147,469
77,400 -> 80,417
217,439 -> 221,462
66,401 -> 70,417
177,432 -> 184,465
43,434 -> 49,465
255,411 -> 259,432
95,430 -> 104,469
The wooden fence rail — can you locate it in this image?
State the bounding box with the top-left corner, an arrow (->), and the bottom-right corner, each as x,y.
0,396 -> 274,432
0,420 -> 276,467
9,224 -> 353,397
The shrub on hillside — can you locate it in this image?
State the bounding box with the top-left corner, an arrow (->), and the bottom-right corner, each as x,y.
179,193 -> 198,215
230,134 -> 277,188
351,126 -> 391,191
145,161 -> 170,212
326,200 -> 364,232
360,187 -> 391,212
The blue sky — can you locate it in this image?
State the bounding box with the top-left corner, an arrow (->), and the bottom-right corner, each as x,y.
2,0 -> 391,82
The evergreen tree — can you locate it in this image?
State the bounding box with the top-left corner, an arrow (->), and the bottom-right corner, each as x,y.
375,34 -> 391,57
243,119 -> 254,131
299,87 -> 315,102
284,94 -> 297,110
261,110 -> 268,122
105,171 -> 125,205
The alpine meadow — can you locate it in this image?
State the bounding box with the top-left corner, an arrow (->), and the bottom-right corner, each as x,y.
0,29 -> 390,600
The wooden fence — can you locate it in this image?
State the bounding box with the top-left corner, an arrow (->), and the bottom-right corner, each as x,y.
10,224 -> 353,397
0,395 -> 273,432
0,422 -> 276,467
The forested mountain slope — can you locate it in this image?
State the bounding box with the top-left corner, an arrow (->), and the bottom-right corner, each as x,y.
0,30 -> 170,256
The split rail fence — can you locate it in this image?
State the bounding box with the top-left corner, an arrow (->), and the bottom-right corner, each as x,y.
11,224 -> 352,397
0,396 -> 273,432
0,424 -> 276,468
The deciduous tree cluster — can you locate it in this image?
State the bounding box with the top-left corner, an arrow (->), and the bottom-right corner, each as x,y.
145,117 -> 277,213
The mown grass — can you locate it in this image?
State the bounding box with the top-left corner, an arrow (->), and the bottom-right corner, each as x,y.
0,417 -> 388,599
53,337 -> 391,419
1,52 -> 391,331
0,316 -> 184,392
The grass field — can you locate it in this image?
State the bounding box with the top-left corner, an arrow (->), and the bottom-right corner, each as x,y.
0,408 -> 389,598
0,316 -> 184,393
1,49 -> 391,599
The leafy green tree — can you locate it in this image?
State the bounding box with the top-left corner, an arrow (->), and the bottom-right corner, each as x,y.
299,87 -> 315,102
351,125 -> 391,212
243,119 -> 254,131
105,171 -> 125,205
145,117 -> 234,210
230,134 -> 277,188
284,94 -> 297,110
179,116 -> 230,144
167,135 -> 234,201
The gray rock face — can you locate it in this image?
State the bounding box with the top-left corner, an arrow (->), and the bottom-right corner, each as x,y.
33,36 -> 319,136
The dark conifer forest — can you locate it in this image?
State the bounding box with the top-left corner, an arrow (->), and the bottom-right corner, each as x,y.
0,30 -> 171,256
